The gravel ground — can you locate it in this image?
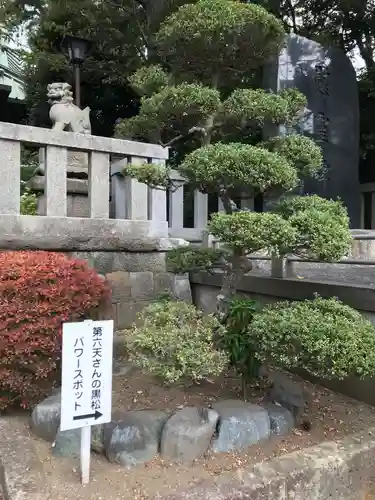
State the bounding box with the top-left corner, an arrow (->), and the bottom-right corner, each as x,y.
28,368 -> 375,500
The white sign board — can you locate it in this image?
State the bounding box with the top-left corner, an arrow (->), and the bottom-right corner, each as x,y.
61,320 -> 114,432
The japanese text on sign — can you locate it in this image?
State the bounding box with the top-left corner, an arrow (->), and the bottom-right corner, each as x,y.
60,320 -> 114,431
91,326 -> 102,411
73,336 -> 85,412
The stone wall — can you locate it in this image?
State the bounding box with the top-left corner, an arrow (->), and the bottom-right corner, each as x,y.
70,250 -> 191,330
71,251 -> 168,274
191,272 -> 375,320
105,270 -> 191,329
0,214 -> 192,332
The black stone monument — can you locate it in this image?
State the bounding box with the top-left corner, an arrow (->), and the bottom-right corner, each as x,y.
266,34 -> 361,227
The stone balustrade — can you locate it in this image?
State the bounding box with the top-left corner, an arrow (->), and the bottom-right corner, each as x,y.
0,121 -> 171,251
0,121 -> 168,220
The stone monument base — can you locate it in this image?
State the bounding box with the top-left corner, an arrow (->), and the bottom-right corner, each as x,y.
27,148 -> 91,217
28,175 -> 89,218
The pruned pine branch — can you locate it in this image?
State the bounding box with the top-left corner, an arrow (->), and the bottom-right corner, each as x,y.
160,126 -> 208,148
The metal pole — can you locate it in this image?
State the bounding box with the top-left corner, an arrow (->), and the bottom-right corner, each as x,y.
74,64 -> 81,108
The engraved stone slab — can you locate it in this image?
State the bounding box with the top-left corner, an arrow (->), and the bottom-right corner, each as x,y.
266,33 -> 360,227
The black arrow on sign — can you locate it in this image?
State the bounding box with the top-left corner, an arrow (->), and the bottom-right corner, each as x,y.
73,410 -> 103,421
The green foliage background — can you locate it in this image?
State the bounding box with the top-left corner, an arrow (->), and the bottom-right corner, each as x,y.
2,0 -> 374,150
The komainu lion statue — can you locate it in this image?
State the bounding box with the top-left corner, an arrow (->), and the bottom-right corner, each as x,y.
47,82 -> 91,135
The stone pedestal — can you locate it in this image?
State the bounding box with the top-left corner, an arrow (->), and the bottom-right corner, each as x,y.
28,175 -> 89,217
28,148 -> 90,217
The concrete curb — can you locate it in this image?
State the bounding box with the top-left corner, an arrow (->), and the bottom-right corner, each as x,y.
156,428 -> 375,500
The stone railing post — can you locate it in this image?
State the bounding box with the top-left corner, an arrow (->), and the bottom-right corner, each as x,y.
110,158 -> 127,219
194,190 -> 208,229
271,256 -> 286,278
45,145 -> 68,216
169,170 -> 185,229
202,230 -> 214,248
89,151 -> 110,218
148,159 -> 167,222
125,156 -> 149,220
0,138 -> 21,214
271,256 -> 295,278
285,258 -> 295,278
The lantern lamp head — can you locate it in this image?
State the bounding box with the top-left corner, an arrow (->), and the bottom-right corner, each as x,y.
61,35 -> 92,65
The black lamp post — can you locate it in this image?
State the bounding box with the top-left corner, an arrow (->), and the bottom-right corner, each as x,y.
61,35 -> 92,108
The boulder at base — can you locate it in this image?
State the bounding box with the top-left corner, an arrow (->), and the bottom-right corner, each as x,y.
91,424 -> 104,454
52,424 -> 105,457
30,390 -> 61,442
104,410 -> 168,468
160,407 -> 219,463
52,428 -> 80,458
211,400 -> 270,453
269,373 -> 306,418
264,403 -> 295,436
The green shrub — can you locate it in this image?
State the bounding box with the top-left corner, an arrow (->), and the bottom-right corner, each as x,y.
275,196 -> 352,261
126,300 -> 229,384
0,251 -> 110,410
218,298 -> 261,396
249,296 -> 375,380
179,142 -> 298,194
20,188 -> 38,215
129,65 -> 170,96
123,161 -> 170,188
166,247 -> 225,274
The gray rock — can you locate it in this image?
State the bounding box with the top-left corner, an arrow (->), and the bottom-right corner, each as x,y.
211,400 -> 270,453
160,407 -> 218,463
269,373 -> 306,418
258,364 -> 270,379
51,424 -> 105,457
30,391 -> 61,442
52,428 -> 80,458
264,403 -> 295,437
104,410 -> 168,468
91,424 -> 104,454
112,358 -> 135,377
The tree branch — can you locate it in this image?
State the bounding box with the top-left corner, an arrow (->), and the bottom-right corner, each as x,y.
160,126 -> 207,147
132,1 -> 148,41
357,32 -> 375,70
285,0 -> 297,32
219,190 -> 234,215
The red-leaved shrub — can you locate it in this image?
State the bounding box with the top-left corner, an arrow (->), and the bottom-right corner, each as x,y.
0,251 -> 110,411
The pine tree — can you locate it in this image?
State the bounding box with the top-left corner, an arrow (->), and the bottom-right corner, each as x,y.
116,0 -> 352,316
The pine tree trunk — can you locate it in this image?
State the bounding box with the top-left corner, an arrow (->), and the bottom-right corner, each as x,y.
216,248 -> 252,320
